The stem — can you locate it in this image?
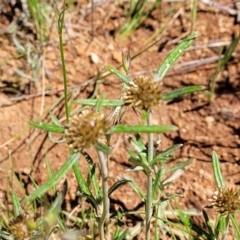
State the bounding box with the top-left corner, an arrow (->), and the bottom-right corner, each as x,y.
98,150 -> 109,240
146,111 -> 153,240
58,8 -> 69,123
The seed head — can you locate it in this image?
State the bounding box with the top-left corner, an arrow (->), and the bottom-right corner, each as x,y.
122,75 -> 162,110
65,111 -> 110,151
209,187 -> 240,215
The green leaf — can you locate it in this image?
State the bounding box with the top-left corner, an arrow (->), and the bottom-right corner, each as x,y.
50,112 -> 63,127
152,168 -> 163,199
83,194 -> 100,213
81,151 -> 94,165
150,144 -> 183,166
139,152 -> 149,166
88,163 -> 101,199
162,86 -> 205,101
29,120 -> 65,133
230,215 -> 240,239
12,191 -> 21,217
72,162 -> 91,196
138,153 -> 152,175
106,66 -> 131,84
95,142 -> 111,154
75,99 -> 124,107
127,148 -> 140,160
116,229 -> 129,240
202,209 -> 215,236
122,176 -> 145,200
164,159 -> 194,175
215,216 -> 227,236
45,158 -> 56,193
160,144 -> 183,157
108,125 -> 178,134
177,210 -> 191,227
154,194 -> 183,205
23,153 -> 80,202
128,134 -> 146,153
95,95 -> 105,112
81,151 -> 100,199
212,151 -> 225,188
156,32 -> 198,80
125,166 -> 144,172
178,210 -> 211,239
50,181 -> 67,212
219,34 -> 240,69
128,152 -> 151,175
109,179 -> 131,197
141,110 -> 149,120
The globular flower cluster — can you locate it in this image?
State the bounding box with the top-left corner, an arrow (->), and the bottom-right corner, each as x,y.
65,111 -> 110,151
8,215 -> 33,240
122,75 -> 162,110
209,187 -> 240,215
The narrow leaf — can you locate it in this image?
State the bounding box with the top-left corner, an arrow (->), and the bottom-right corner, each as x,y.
202,209 -> 215,236
12,191 -> 21,217
230,215 -> 240,239
160,144 -> 183,157
156,32 -> 198,80
29,120 -> 65,133
125,166 -> 144,172
212,151 -> 225,188
84,194 -> 100,212
151,144 -> 183,166
23,153 -> 80,202
164,159 -> 194,175
181,213 -> 211,238
162,86 -> 205,101
106,66 -> 131,84
75,99 -> 124,107
89,163 -> 101,199
152,168 -> 162,199
82,151 -> 94,165
95,95 -> 105,112
72,162 -> 91,196
108,179 -> 131,197
117,229 -> 129,240
122,176 -> 145,200
108,125 -> 178,134
50,112 -> 63,127
219,34 -> 240,69
127,148 -> 140,160
129,134 -> 146,153
95,142 -> 111,154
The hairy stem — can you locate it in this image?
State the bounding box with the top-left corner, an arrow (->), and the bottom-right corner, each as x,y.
98,150 -> 109,240
146,111 -> 153,240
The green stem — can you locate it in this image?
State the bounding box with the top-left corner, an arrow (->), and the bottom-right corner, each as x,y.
98,150 -> 109,240
146,111 -> 153,240
58,9 -> 70,123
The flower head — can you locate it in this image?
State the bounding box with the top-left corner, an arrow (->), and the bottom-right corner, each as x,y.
65,111 -> 110,151
122,75 -> 162,110
8,214 -> 34,240
209,187 -> 240,215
